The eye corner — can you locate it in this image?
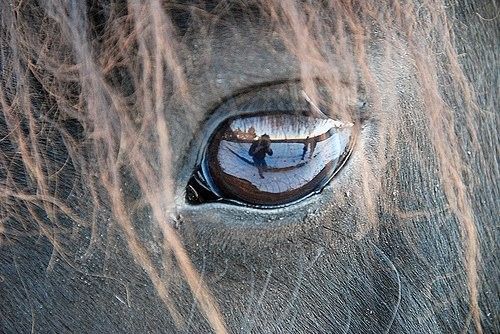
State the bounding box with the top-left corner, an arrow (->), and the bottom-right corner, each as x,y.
185,169 -> 219,205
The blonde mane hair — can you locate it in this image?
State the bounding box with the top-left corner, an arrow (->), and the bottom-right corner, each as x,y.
1,1 -> 496,333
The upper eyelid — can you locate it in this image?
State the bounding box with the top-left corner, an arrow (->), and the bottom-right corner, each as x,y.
203,79 -> 362,129
216,84 -> 306,115
207,78 -> 303,112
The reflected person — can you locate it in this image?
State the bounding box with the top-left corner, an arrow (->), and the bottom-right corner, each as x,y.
308,136 -> 317,159
248,134 -> 273,178
301,136 -> 309,160
301,136 -> 317,160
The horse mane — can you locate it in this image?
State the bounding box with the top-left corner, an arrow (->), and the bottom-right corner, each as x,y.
1,1 -> 495,332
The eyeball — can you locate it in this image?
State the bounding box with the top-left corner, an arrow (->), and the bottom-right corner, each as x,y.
187,111 -> 355,208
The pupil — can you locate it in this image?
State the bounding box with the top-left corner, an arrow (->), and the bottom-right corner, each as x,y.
191,112 -> 353,207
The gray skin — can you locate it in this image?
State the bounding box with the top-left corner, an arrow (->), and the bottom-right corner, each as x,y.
1,1 -> 498,334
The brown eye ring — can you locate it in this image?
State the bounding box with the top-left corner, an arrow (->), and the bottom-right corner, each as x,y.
186,111 -> 356,208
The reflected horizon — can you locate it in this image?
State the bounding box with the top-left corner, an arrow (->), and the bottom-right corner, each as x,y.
205,113 -> 353,201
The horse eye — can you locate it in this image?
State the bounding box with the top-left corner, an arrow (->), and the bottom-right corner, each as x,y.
186,112 -> 355,208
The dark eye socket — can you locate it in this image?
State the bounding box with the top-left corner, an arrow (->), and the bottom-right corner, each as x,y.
186,83 -> 357,208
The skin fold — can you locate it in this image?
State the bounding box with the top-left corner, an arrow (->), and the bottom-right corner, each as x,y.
0,1 -> 498,333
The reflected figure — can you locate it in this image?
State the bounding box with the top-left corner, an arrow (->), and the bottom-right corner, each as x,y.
248,134 -> 273,178
301,136 -> 317,160
301,136 -> 309,160
308,136 -> 317,159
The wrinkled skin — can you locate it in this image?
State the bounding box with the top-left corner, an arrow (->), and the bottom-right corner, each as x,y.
0,1 -> 498,333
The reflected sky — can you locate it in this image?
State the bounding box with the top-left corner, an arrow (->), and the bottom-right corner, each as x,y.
228,114 -> 349,141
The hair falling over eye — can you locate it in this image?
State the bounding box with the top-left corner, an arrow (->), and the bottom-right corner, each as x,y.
0,1 -> 496,333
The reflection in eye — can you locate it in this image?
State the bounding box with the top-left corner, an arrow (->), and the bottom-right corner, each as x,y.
187,112 -> 355,207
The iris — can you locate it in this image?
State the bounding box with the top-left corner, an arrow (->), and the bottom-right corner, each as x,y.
187,110 -> 355,208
